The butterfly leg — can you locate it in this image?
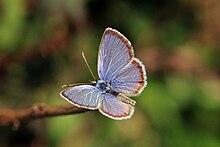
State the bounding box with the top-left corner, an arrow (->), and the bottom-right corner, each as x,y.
62,82 -> 95,88
117,94 -> 136,106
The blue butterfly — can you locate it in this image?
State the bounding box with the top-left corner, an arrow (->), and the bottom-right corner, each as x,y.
60,28 -> 147,120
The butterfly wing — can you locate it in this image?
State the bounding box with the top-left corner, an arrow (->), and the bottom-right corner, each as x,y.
99,93 -> 135,120
111,58 -> 146,96
98,28 -> 147,96
98,28 -> 134,81
60,85 -> 102,110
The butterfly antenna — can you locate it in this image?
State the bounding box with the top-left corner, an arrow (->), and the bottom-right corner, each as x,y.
82,52 -> 96,80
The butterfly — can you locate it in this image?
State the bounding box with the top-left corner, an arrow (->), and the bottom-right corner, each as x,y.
60,28 -> 147,120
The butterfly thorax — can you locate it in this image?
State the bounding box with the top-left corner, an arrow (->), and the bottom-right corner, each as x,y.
96,80 -> 118,96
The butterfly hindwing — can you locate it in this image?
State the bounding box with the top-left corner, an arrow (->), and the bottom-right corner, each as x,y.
111,58 -> 146,96
99,93 -> 135,120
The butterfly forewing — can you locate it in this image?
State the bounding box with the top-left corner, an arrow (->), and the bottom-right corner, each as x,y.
98,28 -> 147,96
60,85 -> 102,110
98,28 -> 134,81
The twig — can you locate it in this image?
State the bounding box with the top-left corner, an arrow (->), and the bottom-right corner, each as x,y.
0,103 -> 89,129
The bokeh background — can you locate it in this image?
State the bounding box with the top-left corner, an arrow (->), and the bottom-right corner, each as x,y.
0,0 -> 220,147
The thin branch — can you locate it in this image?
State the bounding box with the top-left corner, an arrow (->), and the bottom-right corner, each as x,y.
0,103 -> 89,129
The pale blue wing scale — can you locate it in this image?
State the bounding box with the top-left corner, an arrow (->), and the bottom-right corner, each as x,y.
60,85 -> 102,110
98,93 -> 134,120
98,28 -> 147,96
111,58 -> 147,96
98,28 -> 134,81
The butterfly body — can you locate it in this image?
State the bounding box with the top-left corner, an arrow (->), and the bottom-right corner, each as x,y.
96,80 -> 118,96
60,28 -> 147,120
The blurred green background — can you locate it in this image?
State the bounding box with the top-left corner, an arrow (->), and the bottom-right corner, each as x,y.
0,0 -> 220,147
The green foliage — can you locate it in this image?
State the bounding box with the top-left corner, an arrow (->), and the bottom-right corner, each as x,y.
0,0 -> 25,52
